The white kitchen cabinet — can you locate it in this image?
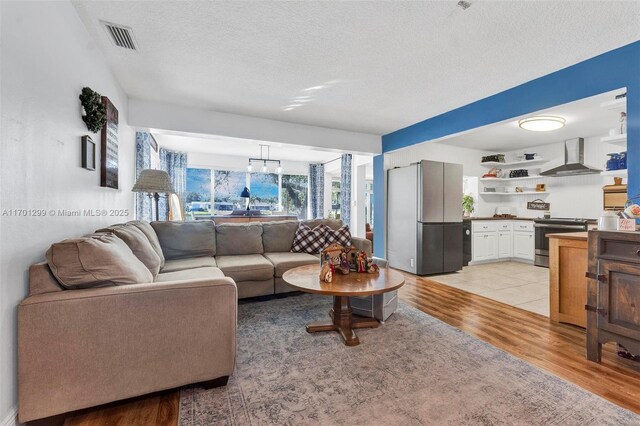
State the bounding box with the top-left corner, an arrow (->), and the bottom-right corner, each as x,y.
473,232 -> 498,262
471,220 -> 534,264
513,231 -> 535,260
498,231 -> 513,259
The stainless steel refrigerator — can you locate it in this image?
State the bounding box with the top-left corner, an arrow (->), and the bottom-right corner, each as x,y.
387,160 -> 463,275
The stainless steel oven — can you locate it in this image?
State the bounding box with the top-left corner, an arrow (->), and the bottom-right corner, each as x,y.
534,218 -> 589,267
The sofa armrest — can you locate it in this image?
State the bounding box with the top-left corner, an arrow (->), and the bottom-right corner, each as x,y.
18,278 -> 237,422
351,236 -> 372,257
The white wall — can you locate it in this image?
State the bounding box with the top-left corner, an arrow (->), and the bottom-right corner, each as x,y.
497,136 -> 623,219
130,99 -> 382,155
384,142 -> 494,217
0,2 -> 135,422
187,152 -> 310,175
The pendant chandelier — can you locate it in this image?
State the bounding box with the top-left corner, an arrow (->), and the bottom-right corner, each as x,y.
246,144 -> 283,174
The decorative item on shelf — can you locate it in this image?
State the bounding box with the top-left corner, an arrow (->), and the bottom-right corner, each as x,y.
462,194 -> 474,218
605,153 -> 626,171
79,87 -> 107,133
131,169 -> 175,221
515,186 -> 524,193
524,153 -> 537,160
483,187 -> 496,192
509,169 -> 529,178
603,180 -> 628,211
81,136 -> 96,170
100,96 -> 119,189
481,154 -> 505,163
619,112 -> 627,135
536,183 -> 546,192
527,199 -> 551,210
482,167 -> 502,178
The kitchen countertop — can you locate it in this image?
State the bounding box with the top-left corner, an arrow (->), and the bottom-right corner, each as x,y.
463,217 -> 535,221
546,232 -> 588,241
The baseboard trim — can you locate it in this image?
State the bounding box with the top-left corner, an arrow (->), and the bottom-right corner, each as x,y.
0,406 -> 18,426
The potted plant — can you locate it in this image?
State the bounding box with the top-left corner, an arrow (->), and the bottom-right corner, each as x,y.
462,194 -> 475,217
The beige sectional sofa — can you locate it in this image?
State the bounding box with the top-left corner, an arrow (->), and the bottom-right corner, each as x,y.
18,218 -> 370,422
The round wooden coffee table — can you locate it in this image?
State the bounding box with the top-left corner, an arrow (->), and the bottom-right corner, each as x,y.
282,264 -> 405,346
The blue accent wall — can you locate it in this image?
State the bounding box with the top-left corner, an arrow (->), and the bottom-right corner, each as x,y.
374,40 -> 640,258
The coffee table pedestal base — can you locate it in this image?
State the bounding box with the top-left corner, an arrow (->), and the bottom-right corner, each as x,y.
306,296 -> 379,346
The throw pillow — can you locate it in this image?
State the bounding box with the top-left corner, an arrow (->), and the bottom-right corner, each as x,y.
46,233 -> 154,289
325,224 -> 352,247
291,224 -> 329,255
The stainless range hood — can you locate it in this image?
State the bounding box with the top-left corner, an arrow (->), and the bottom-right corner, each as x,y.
540,138 -> 602,177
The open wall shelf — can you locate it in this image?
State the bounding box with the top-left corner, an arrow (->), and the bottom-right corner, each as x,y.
480,175 -> 545,182
480,158 -> 546,169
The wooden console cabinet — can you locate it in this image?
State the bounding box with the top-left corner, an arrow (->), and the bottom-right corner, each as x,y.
586,230 -> 640,363
549,232 -> 588,328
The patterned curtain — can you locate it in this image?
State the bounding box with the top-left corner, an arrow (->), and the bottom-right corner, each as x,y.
159,148 -> 188,221
340,154 -> 352,226
135,132 -> 152,221
308,163 -> 325,219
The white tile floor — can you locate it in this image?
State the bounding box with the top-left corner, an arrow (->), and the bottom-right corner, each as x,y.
429,261 -> 550,316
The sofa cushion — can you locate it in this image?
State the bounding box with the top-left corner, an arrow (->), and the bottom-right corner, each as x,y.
262,220 -> 299,253
155,266 -> 225,282
127,220 -> 165,266
161,257 -> 217,273
46,233 -> 153,289
107,225 -> 162,277
215,223 -> 263,256
291,224 -> 329,255
216,254 -> 273,282
263,252 -> 319,277
151,220 -> 216,259
302,219 -> 343,231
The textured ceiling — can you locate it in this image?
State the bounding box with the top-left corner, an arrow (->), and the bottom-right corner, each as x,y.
437,89 -> 626,151
72,1 -> 640,135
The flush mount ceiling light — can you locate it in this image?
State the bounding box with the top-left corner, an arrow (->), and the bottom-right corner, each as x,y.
518,116 -> 566,132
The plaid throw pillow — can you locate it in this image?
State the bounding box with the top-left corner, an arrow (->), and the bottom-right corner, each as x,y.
291,224 -> 329,254
325,224 -> 352,247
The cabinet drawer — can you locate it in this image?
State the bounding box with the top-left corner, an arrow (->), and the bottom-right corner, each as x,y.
597,233 -> 640,264
497,221 -> 513,231
513,221 -> 534,232
473,222 -> 498,233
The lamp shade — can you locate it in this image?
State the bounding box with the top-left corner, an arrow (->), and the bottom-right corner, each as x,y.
240,187 -> 251,198
132,169 -> 175,193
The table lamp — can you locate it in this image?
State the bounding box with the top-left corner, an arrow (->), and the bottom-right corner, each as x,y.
240,187 -> 251,211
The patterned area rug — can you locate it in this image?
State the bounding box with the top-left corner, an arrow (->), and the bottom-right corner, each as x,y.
179,294 -> 638,425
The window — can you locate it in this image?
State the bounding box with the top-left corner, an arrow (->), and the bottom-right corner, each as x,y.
365,181 -> 374,226
214,170 -> 246,214
282,174 -> 308,219
331,180 -> 341,219
185,168 -> 212,219
249,173 -> 279,211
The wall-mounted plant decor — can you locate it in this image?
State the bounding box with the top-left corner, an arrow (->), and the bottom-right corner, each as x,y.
79,87 -> 106,133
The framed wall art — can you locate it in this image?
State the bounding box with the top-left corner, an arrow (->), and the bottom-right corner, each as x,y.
81,135 -> 96,170
100,96 -> 119,189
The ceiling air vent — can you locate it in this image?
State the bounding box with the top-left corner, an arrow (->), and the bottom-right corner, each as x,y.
101,21 -> 138,50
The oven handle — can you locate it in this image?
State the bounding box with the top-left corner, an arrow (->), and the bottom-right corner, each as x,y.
534,223 -> 587,230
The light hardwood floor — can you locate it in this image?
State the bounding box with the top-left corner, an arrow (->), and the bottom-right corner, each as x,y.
62,275 -> 640,425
